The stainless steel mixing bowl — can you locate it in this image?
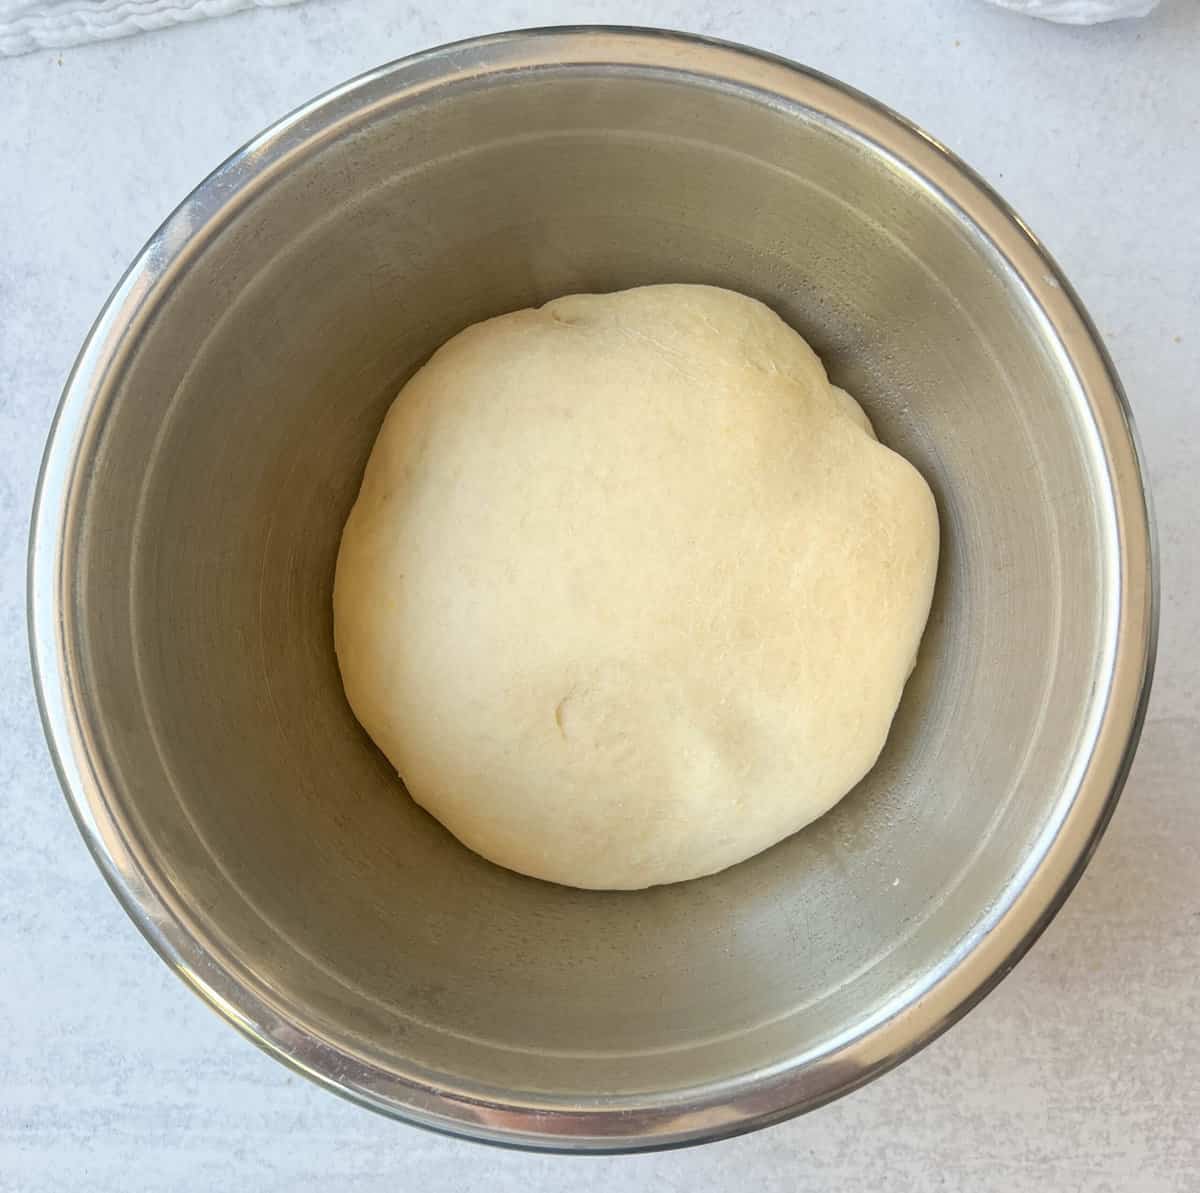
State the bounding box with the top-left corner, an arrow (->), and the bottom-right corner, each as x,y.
29,28 -> 1156,1151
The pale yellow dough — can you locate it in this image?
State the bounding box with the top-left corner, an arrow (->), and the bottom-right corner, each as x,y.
334,285 -> 939,889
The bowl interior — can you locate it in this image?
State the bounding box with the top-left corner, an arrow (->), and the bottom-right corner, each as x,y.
63,61 -> 1112,1108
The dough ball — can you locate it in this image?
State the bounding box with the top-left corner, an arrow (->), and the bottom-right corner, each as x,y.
334,284 -> 938,889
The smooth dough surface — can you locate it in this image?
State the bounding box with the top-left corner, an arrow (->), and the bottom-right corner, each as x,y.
334,284 -> 939,889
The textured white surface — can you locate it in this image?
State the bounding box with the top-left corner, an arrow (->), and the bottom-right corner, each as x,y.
0,1 -> 1197,1189
0,0 -> 306,57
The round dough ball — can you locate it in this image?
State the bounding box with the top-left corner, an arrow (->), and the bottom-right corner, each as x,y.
334,284 -> 938,890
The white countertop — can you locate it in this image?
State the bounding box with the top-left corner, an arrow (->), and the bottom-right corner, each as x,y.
2,2 -> 1198,1189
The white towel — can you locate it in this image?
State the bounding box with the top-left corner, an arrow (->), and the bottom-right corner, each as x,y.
0,0 -> 307,56
983,0 -> 1160,23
